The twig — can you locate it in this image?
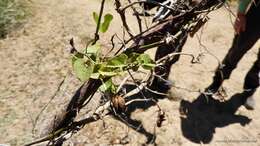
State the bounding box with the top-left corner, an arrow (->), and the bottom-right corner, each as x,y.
25,101 -> 111,146
223,1 -> 236,18
195,28 -> 221,66
104,34 -> 116,57
122,22 -> 192,54
194,1 -> 224,14
156,52 -> 200,64
127,70 -> 147,99
115,13 -> 186,55
123,71 -> 151,98
122,0 -> 177,12
145,87 -> 169,96
32,76 -> 67,136
117,75 -> 132,93
125,98 -> 152,106
127,0 -> 143,33
114,0 -> 135,38
93,0 -> 106,44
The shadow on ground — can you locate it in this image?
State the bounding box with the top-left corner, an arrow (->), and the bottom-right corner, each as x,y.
109,83 -> 252,144
179,92 -> 252,144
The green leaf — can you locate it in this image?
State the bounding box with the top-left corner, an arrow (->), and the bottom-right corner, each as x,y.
107,53 -> 128,68
71,52 -> 84,65
98,70 -> 119,77
101,13 -> 113,33
99,79 -> 113,92
86,43 -> 101,55
90,73 -> 100,79
90,63 -> 102,79
85,43 -> 101,62
72,58 -> 94,82
127,53 -> 140,71
142,63 -> 156,70
128,52 -> 140,63
137,54 -> 153,64
137,54 -> 155,70
99,79 -> 117,93
93,12 -> 99,24
98,61 -> 124,77
92,63 -> 102,72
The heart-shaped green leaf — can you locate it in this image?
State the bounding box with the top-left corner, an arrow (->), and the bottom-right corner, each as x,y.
72,58 -> 94,82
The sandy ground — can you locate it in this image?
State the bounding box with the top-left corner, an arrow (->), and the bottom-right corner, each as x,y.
0,0 -> 259,145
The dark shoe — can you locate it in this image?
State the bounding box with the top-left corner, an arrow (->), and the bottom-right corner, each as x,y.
205,84 -> 220,95
205,70 -> 224,94
205,79 -> 223,94
244,96 -> 255,110
243,89 -> 256,110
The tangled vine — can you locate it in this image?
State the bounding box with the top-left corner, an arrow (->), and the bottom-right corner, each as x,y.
25,0 -> 227,145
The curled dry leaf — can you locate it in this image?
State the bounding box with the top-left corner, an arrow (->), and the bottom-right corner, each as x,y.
112,95 -> 126,112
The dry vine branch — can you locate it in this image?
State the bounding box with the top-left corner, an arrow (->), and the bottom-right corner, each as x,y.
26,0 -> 227,145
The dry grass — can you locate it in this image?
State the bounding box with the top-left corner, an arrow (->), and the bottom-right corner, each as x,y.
0,0 -> 28,38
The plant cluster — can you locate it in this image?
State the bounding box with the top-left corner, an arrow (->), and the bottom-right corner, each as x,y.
26,0 -> 227,145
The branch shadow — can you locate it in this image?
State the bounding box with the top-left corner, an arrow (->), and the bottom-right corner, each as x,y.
179,92 -> 252,144
109,84 -> 252,145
